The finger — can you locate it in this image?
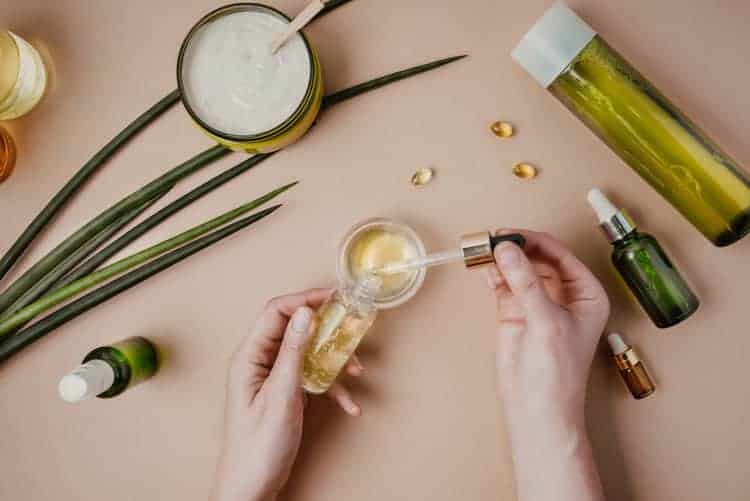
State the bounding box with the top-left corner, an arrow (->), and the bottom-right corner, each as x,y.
327,382 -> 361,416
496,317 -> 525,371
236,288 -> 331,363
486,265 -> 504,290
496,229 -> 603,300
249,289 -> 331,343
267,306 -> 315,397
345,355 -> 364,377
493,242 -> 554,316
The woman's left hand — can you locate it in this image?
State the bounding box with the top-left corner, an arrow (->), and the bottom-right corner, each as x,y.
212,289 -> 364,501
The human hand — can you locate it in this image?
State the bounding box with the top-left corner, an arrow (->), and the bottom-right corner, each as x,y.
212,289 -> 364,501
487,230 -> 608,501
487,230 -> 610,426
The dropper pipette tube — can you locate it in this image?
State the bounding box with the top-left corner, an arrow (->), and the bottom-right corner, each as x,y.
376,232 -> 526,275
377,249 -> 463,275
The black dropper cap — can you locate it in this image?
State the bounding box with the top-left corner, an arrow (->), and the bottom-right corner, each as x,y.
460,232 -> 526,267
490,233 -> 526,250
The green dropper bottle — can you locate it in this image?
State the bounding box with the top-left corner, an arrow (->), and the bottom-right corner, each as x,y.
58,336 -> 159,402
588,188 -> 699,328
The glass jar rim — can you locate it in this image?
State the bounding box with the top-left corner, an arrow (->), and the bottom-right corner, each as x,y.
337,218 -> 427,310
176,2 -> 317,142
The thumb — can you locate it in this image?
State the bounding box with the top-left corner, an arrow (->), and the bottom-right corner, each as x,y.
268,306 -> 315,396
494,243 -> 553,315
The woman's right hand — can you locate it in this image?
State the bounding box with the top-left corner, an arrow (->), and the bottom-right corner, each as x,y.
487,230 -> 609,501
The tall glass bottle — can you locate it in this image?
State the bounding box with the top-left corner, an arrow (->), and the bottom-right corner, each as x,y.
513,2 -> 750,246
58,336 -> 159,402
588,189 -> 699,328
303,276 -> 380,394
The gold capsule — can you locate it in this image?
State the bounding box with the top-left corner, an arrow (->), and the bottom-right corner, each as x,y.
512,162 -> 537,180
490,121 -> 514,138
411,167 -> 434,187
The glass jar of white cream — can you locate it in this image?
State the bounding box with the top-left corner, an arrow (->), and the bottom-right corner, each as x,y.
177,3 -> 323,153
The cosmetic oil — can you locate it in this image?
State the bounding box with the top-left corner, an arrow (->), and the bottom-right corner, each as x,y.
513,2 -> 750,246
607,333 -> 655,399
346,226 -> 419,300
305,219 -> 428,393
588,188 -> 699,328
490,121 -> 514,138
58,337 -> 159,402
0,30 -> 46,120
411,167 -> 435,186
303,276 -> 380,394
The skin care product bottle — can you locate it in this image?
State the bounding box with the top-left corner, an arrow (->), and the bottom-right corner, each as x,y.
58,336 -> 158,402
588,188 -> 699,328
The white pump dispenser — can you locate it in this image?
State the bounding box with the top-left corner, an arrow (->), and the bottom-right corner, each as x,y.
58,360 -> 115,403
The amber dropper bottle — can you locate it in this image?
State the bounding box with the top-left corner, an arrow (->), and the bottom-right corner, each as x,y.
607,333 -> 655,399
588,188 -> 699,328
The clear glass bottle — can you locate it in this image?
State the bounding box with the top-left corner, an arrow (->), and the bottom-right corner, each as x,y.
0,30 -> 47,120
589,189 -> 699,328
302,276 -> 380,394
58,336 -> 159,402
513,2 -> 750,247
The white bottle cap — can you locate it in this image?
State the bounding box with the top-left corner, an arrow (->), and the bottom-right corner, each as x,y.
607,333 -> 630,355
58,360 -> 115,403
587,188 -> 618,223
511,1 -> 596,88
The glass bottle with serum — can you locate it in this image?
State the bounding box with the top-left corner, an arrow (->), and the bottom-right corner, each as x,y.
302,219 -> 527,394
58,337 -> 159,403
303,275 -> 381,394
588,188 -> 699,328
302,219 -> 428,393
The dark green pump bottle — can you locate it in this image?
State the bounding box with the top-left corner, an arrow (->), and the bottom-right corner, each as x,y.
588,189 -> 699,328
58,336 -> 159,402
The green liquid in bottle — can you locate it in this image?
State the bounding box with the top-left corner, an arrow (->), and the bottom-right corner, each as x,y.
550,37 -> 750,246
612,231 -> 699,328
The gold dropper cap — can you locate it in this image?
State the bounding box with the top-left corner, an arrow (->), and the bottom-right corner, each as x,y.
459,232 -> 525,268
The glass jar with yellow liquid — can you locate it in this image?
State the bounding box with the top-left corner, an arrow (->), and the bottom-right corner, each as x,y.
302,219 -> 427,394
0,30 -> 47,120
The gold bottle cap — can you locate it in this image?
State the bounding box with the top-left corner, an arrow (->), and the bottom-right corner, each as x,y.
459,232 -> 526,268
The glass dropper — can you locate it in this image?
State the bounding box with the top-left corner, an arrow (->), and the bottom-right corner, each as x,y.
377,248 -> 463,275
376,232 -> 525,275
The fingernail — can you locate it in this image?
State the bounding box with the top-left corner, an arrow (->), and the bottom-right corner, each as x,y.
348,403 -> 361,416
291,307 -> 312,332
497,245 -> 520,268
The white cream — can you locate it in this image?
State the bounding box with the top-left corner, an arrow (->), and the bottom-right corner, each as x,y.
181,9 -> 311,136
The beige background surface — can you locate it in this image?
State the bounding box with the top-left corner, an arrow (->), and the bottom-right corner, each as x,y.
1,1 -> 750,500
